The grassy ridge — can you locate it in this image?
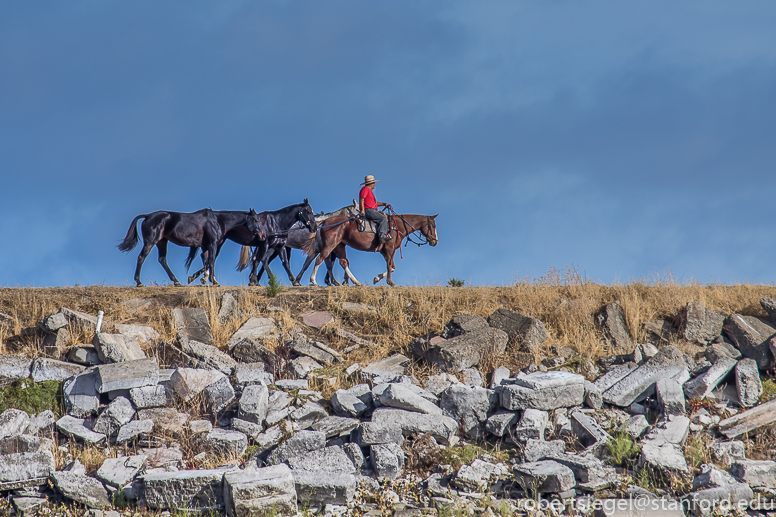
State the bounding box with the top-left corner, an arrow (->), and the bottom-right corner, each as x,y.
1,274 -> 774,383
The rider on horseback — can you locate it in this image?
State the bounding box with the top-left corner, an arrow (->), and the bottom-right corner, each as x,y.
358,175 -> 392,244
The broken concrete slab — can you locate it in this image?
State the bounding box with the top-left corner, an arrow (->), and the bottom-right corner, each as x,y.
593,364 -> 636,393
93,396 -> 135,438
370,443 -> 405,481
602,346 -> 689,407
51,470 -> 111,508
513,409 -> 548,442
355,421 -> 404,447
130,384 -> 173,409
93,333 -> 145,363
0,450 -> 55,483
95,357 -> 159,393
41,328 -> 71,358
116,420 -> 154,443
115,323 -> 160,348
683,356 -> 737,400
286,445 -> 356,474
170,368 -> 226,401
730,459 -> 776,489
239,384 -> 269,425
310,416 -> 360,439
141,468 -> 234,512
640,442 -> 689,473
718,398 -> 776,438
570,410 -> 611,456
423,327 -> 509,373
485,411 -> 518,438
735,358 -> 762,408
226,317 -> 277,349
487,308 -> 549,354
682,301 -> 725,345
439,385 -> 496,439
30,357 -> 83,382
223,465 -> 297,517
723,314 -> 776,369
331,389 -> 369,418
233,362 -> 273,386
180,339 -> 236,374
360,354 -> 411,383
500,372 -> 585,411
199,428 -> 248,456
656,378 -> 686,416
204,375 -> 236,414
293,471 -> 355,505
172,307 -> 214,346
380,383 -> 442,415
289,356 -> 323,379
548,452 -> 617,490
68,345 -> 101,366
513,460 -> 576,494
596,301 -> 632,354
136,408 -> 189,434
97,455 -> 147,487
0,408 -> 30,440
289,401 -> 327,431
371,408 -> 458,445
267,430 -> 326,466
0,354 -> 33,382
523,439 -> 566,463
56,415 -> 106,444
289,339 -> 336,365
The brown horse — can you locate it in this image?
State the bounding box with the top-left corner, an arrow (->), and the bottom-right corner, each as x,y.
309,211 -> 438,286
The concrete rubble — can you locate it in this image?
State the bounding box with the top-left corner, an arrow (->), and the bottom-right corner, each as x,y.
5,303 -> 776,516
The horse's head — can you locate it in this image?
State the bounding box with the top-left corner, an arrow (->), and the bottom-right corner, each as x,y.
423,214 -> 439,247
297,199 -> 318,235
247,208 -> 267,240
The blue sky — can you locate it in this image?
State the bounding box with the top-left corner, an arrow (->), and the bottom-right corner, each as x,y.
2,1 -> 775,287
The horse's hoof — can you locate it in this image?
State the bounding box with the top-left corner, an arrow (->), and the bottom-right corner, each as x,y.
373,277 -> 380,284
212,280 -> 220,286
187,276 -> 195,284
292,281 -> 301,287
387,281 -> 396,287
173,282 -> 182,287
136,283 -> 144,288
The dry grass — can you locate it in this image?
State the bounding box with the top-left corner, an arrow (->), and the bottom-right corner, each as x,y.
1,275 -> 774,384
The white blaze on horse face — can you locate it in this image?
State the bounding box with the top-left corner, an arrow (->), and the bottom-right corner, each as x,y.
344,266 -> 362,286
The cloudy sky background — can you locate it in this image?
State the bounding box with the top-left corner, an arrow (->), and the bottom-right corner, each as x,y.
2,1 -> 775,287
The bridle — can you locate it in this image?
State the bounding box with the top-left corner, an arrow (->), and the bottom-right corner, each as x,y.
384,206 -> 436,259
297,207 -> 315,232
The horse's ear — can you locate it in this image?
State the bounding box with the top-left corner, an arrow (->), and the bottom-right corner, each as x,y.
249,208 -> 256,215
431,214 -> 438,219
304,198 -> 309,205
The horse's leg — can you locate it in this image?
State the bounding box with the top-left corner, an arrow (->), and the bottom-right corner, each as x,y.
255,247 -> 279,285
278,246 -> 299,286
325,251 -> 340,286
311,226 -> 343,286
335,245 -> 361,286
207,243 -> 220,286
192,249 -> 208,284
157,240 -> 182,287
296,252 -> 316,285
134,241 -> 154,287
381,246 -> 397,287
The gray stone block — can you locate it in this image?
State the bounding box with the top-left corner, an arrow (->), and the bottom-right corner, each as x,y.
513,409 -> 548,442
723,314 -> 776,369
287,445 -> 356,474
58,307 -> 98,332
656,378 -> 686,415
718,398 -> 776,438
136,408 -> 189,434
602,346 -> 689,407
371,408 -> 458,445
443,314 -> 489,337
172,307 -> 214,346
293,471 -> 355,505
355,421 -> 403,446
42,312 -> 68,332
490,366 -> 511,389
734,358 -> 762,407
360,354 -> 411,382
730,459 -> 776,489
584,381 -> 603,409
289,339 -> 336,365
116,419 -> 154,443
513,460 -> 575,494
115,324 -> 160,348
423,327 -> 509,373
233,362 -> 273,386
62,367 -> 100,417
51,471 -> 110,508
0,450 -> 55,483
485,411 -> 517,438
710,440 -> 746,467
0,408 -> 30,440
223,465 -> 296,517
487,308 -> 548,354
226,317 -> 276,349
288,356 -> 323,378
331,389 -> 368,418
570,410 -> 611,456
238,384 -> 269,424
462,368 -> 484,387
141,468 -> 233,511
218,292 -> 242,324
231,418 -> 262,440
683,356 -> 737,400
267,430 -> 326,466
95,358 -> 159,393
439,385 -> 495,439
500,381 -> 585,411
93,396 -> 135,438
199,428 -> 247,456
204,376 -> 236,414
626,415 -> 649,439
380,383 -> 441,415
170,368 -> 226,400
68,345 -> 101,366
180,339 -> 236,375
289,401 -> 327,431
97,455 -> 147,487
0,354 -> 33,381
342,443 -> 366,471
93,333 -> 145,363
523,439 -> 565,463
682,301 -> 725,345
596,301 -> 632,354
370,443 -> 405,480
130,384 -> 173,409
310,416 -> 360,439
56,415 -> 106,444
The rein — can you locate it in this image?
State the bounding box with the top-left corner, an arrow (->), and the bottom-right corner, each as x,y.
385,205 -> 432,260
318,214 -> 359,229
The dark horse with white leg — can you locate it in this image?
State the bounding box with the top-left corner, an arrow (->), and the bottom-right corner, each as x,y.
252,202 -> 359,286
118,209 -> 223,287
309,210 -> 438,286
184,209 -> 269,285
237,201 -> 318,286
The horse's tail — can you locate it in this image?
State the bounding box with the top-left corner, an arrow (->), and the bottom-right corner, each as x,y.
301,232 -> 316,256
117,214 -> 147,252
237,246 -> 252,272
184,246 -> 199,272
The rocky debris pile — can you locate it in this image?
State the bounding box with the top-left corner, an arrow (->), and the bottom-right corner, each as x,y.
3,296 -> 776,516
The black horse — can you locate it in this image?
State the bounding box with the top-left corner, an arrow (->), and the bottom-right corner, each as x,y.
184,208 -> 271,285
252,202 -> 358,286
238,200 -> 318,286
118,209 -> 223,287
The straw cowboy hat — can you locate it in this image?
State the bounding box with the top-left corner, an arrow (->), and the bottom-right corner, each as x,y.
360,175 -> 379,185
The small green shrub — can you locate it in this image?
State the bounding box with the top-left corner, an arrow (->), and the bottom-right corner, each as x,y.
447,278 -> 465,287
761,379 -> 776,402
266,271 -> 283,297
607,428 -> 640,467
0,378 -> 63,416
